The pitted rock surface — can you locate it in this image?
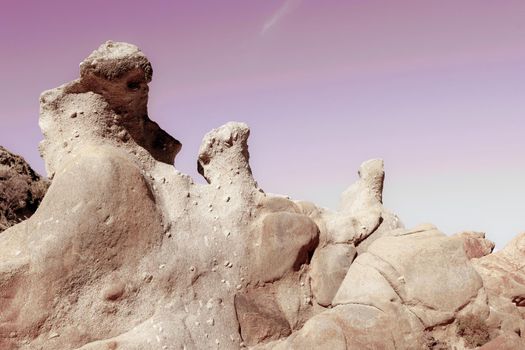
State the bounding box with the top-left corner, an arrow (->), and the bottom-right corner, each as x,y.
1,41 -> 524,350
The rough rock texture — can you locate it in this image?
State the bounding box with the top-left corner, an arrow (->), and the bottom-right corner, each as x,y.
0,146 -> 49,233
1,41 -> 524,349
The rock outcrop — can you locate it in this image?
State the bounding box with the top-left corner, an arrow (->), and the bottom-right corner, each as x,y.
0,146 -> 49,233
0,41 -> 524,350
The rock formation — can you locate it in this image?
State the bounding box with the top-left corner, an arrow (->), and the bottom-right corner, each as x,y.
0,41 -> 524,349
0,146 -> 49,233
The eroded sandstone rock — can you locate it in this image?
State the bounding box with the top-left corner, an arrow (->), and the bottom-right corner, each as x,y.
472,233 -> 525,339
39,40 -> 180,179
327,159 -> 386,245
234,289 -> 292,346
455,231 -> 495,259
309,244 -> 356,307
1,41 -> 524,349
0,41 -> 322,350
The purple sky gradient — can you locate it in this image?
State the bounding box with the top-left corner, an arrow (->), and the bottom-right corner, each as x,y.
1,0 -> 524,248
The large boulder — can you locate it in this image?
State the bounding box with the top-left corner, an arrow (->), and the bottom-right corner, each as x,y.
326,159 -> 386,245
306,158 -> 403,309
257,224 -> 494,349
0,41 -> 322,350
2,40 -> 525,349
473,233 -> 525,337
309,244 -> 356,307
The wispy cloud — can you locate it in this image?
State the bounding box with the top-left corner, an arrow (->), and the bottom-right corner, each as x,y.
261,0 -> 302,36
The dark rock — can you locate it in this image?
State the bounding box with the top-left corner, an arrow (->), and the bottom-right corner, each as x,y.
0,146 -> 49,232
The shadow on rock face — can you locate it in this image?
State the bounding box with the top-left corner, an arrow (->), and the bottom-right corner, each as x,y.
141,117 -> 181,165
59,40 -> 181,166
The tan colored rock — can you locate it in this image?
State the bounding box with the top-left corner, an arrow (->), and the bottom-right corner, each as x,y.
301,159 -> 403,313
472,233 -> 525,337
0,41 -> 322,349
331,225 -> 490,348
0,147 -> 166,347
317,159 -> 404,262
326,159 -> 385,245
234,289 -> 291,346
2,40 -> 525,349
257,225 -> 504,350
254,303 -> 420,350
309,244 -> 356,306
251,212 -> 319,283
198,121 -> 255,188
479,332 -> 525,350
355,208 -> 404,254
455,231 -> 495,259
39,40 -> 180,179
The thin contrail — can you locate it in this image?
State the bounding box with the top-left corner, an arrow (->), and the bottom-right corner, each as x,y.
261,0 -> 302,36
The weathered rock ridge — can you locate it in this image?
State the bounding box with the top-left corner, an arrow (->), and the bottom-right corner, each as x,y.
0,41 -> 524,349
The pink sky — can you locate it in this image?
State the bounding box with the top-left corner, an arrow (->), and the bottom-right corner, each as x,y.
1,0 -> 524,248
